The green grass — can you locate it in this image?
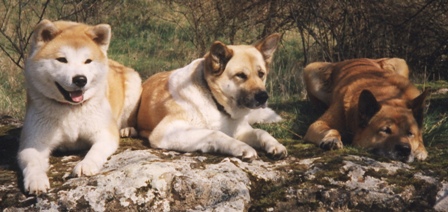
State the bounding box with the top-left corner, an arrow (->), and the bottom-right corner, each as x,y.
108,18 -> 196,78
0,1 -> 447,161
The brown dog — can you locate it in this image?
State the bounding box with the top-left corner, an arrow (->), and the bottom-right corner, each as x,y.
303,58 -> 428,162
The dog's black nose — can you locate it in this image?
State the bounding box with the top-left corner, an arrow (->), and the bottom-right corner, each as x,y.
72,75 -> 87,87
254,91 -> 269,105
395,143 -> 411,157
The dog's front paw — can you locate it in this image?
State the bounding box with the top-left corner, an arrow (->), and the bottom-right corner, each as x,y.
120,127 -> 137,137
319,138 -> 343,150
237,145 -> 258,162
319,137 -> 343,150
266,143 -> 288,159
72,159 -> 101,177
24,173 -> 50,195
414,149 -> 428,161
318,129 -> 343,150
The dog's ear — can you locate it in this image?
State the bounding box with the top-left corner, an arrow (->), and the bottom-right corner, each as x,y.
409,89 -> 429,128
254,33 -> 281,65
358,90 -> 381,128
205,41 -> 233,76
31,19 -> 61,49
87,24 -> 111,53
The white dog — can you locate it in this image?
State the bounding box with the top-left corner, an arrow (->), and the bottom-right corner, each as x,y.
18,20 -> 141,194
137,34 -> 287,160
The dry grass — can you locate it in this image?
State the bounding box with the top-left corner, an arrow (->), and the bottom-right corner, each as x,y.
0,53 -> 25,118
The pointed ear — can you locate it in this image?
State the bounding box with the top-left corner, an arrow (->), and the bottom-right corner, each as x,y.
409,89 -> 429,128
204,41 -> 233,76
31,19 -> 60,48
358,90 -> 381,128
254,33 -> 281,65
86,24 -> 111,53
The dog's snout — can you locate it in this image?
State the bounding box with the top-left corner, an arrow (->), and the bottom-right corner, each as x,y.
255,91 -> 269,104
394,143 -> 411,157
73,75 -> 87,87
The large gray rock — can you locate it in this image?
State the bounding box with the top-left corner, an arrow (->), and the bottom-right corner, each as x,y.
2,146 -> 447,211
0,114 -> 446,211
2,148 -> 285,211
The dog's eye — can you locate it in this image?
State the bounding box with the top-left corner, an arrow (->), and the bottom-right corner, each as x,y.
379,126 -> 392,134
235,73 -> 247,80
56,57 -> 68,63
407,131 -> 415,138
85,59 -> 92,64
258,71 -> 265,78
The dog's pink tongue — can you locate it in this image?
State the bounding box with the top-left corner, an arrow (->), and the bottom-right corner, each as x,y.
69,91 -> 84,103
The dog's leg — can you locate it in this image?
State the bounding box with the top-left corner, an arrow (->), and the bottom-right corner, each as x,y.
17,128 -> 54,194
236,124 -> 287,159
18,145 -> 51,195
18,117 -> 56,195
304,107 -> 344,150
72,125 -> 119,176
119,70 -> 142,138
304,121 -> 343,150
150,121 -> 258,161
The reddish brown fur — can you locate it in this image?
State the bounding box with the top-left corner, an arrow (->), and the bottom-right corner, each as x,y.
303,58 -> 428,162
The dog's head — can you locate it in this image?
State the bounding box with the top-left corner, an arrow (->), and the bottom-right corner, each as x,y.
204,33 -> 280,118
25,19 -> 111,105
353,89 -> 429,162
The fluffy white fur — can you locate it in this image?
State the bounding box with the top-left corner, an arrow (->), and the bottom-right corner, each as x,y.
18,20 -> 141,194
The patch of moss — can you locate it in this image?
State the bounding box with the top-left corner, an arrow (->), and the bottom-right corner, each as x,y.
196,153 -> 227,164
136,180 -> 152,198
287,142 -> 323,159
0,125 -> 15,136
312,156 -> 351,184
385,169 -> 422,191
364,168 -> 389,179
247,173 -> 289,210
75,196 -> 92,211
118,137 -> 149,152
391,168 -> 438,210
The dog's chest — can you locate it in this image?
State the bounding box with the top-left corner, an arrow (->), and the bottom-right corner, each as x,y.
174,93 -> 239,135
31,99 -> 110,142
202,109 -> 239,135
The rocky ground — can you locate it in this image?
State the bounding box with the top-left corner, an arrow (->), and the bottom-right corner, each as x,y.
1,96 -> 448,212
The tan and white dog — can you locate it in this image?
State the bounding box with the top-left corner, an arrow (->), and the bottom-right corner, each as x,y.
137,34 -> 287,161
18,20 -> 141,194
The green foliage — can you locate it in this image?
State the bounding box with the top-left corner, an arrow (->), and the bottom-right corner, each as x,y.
0,2 -> 447,168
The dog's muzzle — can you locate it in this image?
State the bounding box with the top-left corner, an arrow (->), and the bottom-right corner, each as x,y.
55,75 -> 87,104
238,90 -> 269,109
372,142 -> 414,163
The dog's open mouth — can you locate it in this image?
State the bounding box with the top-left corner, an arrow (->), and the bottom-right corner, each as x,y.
55,82 -> 84,104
